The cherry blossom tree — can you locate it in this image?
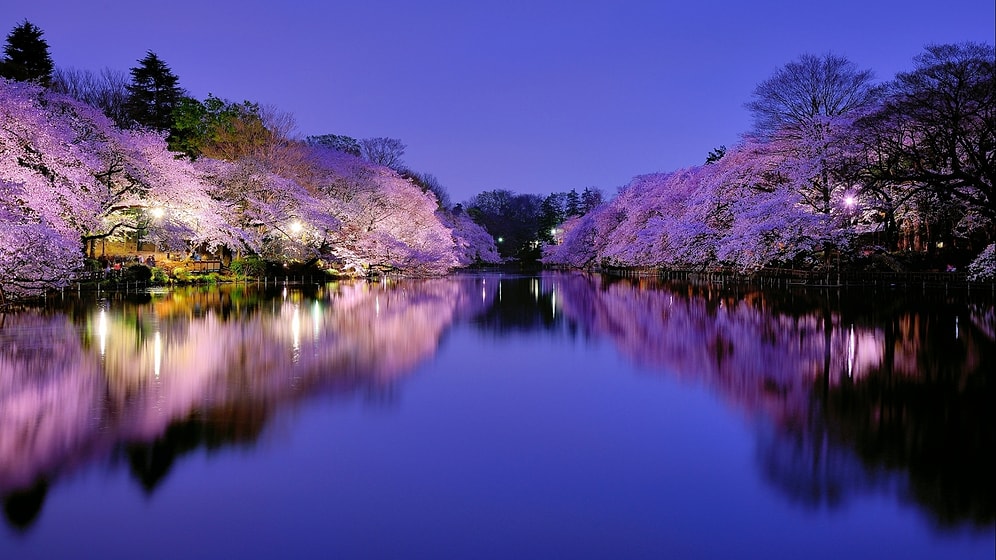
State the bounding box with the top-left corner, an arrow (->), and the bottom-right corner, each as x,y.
0,180 -> 82,305
544,139 -> 850,272
1,78 -> 244,299
542,202 -> 626,268
306,148 -> 459,274
438,208 -> 501,266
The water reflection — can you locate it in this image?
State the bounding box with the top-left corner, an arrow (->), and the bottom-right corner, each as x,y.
551,274 -> 993,529
0,273 -> 992,533
0,279 -> 492,528
554,274 -> 994,530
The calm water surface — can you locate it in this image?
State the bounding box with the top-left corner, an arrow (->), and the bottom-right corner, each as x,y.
0,273 -> 993,559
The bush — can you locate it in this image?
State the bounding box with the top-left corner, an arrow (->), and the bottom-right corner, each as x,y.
83,258 -> 103,276
124,263 -> 152,282
967,244 -> 996,281
173,266 -> 189,282
150,266 -> 169,284
230,256 -> 267,277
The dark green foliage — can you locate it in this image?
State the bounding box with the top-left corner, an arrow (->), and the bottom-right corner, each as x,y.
0,20 -> 54,86
168,96 -> 211,156
229,256 -> 267,277
168,94 -> 262,158
150,267 -> 169,284
126,51 -> 183,130
124,263 -> 153,282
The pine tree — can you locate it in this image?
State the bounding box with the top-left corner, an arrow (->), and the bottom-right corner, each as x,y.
0,20 -> 54,86
125,51 -> 182,130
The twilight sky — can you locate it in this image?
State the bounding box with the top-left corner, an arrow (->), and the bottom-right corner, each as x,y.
6,0 -> 995,203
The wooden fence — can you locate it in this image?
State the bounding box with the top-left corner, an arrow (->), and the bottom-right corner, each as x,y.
602,266 -> 995,292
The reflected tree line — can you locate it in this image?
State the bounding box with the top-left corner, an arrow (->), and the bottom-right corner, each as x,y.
554,274 -> 993,530
0,279 -> 490,531
1,274 -> 993,531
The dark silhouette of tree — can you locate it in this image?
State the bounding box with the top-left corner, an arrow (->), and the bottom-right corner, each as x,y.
2,480 -> 49,531
125,51 -> 183,130
306,133 -> 361,156
705,145 -> 727,164
0,20 -> 54,86
466,189 -> 544,258
746,53 -> 878,141
746,53 -> 879,221
127,408 -> 268,495
856,43 -> 995,239
580,187 -> 603,213
565,189 -> 581,217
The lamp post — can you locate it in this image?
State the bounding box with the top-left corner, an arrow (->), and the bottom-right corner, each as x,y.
839,194 -> 859,286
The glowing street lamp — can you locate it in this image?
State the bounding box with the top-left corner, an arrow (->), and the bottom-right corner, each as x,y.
138,206 -> 165,250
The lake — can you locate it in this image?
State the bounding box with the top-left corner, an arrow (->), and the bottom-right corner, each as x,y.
1,272 -> 993,559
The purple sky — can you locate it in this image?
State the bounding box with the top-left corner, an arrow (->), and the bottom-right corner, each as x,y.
8,0 -> 995,203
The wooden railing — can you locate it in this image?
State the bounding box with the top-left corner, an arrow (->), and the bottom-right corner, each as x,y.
184,260 -> 223,273
602,266 -> 994,290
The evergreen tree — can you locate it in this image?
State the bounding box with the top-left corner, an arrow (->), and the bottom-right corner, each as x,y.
125,51 -> 182,130
538,193 -> 566,243
565,189 -> 581,216
0,20 -> 54,86
580,187 -> 603,213
705,145 -> 727,164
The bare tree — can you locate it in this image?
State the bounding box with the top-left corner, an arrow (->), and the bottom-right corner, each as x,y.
51,66 -> 130,127
360,137 -> 406,170
398,168 -> 451,208
746,53 -> 878,140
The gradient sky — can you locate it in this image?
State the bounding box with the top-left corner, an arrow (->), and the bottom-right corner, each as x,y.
5,0 -> 995,203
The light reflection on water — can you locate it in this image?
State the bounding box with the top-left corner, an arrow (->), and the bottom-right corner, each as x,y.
0,273 -> 993,558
